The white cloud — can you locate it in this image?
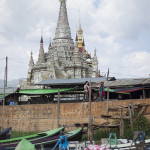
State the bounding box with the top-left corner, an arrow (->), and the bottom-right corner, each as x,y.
0,0 -> 150,80
92,0 -> 150,40
121,51 -> 150,77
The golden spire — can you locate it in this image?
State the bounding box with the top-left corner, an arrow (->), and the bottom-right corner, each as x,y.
78,22 -> 83,48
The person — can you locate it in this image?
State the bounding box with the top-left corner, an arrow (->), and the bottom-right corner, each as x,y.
83,81 -> 89,101
97,80 -> 105,101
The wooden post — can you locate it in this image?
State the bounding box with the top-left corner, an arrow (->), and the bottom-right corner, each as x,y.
120,108 -> 124,138
75,86 -> 77,101
143,87 -> 145,99
128,105 -> 133,132
107,86 -> 109,115
57,88 -> 60,128
1,66 -> 6,129
131,102 -> 134,115
88,80 -> 92,141
5,57 -> 8,87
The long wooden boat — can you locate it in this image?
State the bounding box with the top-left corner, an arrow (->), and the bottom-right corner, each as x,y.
0,127 -> 12,140
0,127 -> 64,145
42,127 -> 83,149
0,128 -> 83,149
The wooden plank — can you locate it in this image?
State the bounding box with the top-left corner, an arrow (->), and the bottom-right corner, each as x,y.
143,87 -> 145,99
134,106 -> 146,120
107,86 -> 109,114
120,108 -> 124,138
93,124 -> 119,128
57,88 -> 60,128
137,103 -> 150,107
138,106 -> 146,115
101,114 -> 130,119
128,105 -> 133,131
88,80 -> 93,141
74,123 -> 88,127
109,105 -> 138,110
131,102 -> 134,115
99,122 -> 110,126
101,114 -> 112,118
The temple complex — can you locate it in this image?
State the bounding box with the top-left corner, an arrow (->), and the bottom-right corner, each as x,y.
21,0 -> 100,89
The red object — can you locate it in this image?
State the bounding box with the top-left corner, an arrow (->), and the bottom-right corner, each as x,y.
87,86 -> 89,96
102,91 -> 105,97
79,48 -> 83,53
101,84 -> 105,98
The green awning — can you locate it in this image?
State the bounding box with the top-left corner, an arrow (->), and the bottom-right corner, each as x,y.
19,88 -> 74,95
0,94 -> 10,99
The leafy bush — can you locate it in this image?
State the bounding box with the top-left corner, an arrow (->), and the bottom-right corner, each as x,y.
124,113 -> 150,139
82,129 -> 119,142
82,113 -> 150,141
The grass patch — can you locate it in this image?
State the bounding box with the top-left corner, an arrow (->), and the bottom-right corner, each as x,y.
82,128 -> 119,142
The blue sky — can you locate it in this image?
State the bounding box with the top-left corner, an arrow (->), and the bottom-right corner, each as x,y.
0,0 -> 150,80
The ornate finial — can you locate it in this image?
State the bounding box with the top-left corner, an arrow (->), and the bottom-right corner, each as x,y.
78,21 -> 83,48
40,35 -> 43,43
75,32 -> 78,41
29,51 -> 34,66
40,25 -> 43,43
79,9 -> 81,25
95,47 -> 97,53
49,37 -> 52,47
82,38 -> 85,47
38,35 -> 45,63
94,48 -> 97,57
54,0 -> 71,39
75,39 -> 78,48
78,23 -> 83,34
93,47 -> 98,61
59,0 -> 66,4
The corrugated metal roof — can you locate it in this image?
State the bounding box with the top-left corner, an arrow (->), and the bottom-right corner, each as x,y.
96,78 -> 150,88
0,87 -> 18,94
35,77 -> 107,86
142,78 -> 150,84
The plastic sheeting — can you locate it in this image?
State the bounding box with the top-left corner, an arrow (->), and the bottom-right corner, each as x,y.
84,145 -> 110,150
19,88 -> 74,95
15,139 -> 34,150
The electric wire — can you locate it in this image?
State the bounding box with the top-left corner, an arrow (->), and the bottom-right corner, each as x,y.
9,58 -> 28,64
0,58 -> 5,61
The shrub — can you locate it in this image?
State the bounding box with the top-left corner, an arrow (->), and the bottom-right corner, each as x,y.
82,113 -> 150,141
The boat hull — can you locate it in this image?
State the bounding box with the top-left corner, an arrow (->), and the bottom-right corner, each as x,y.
0,127 -> 12,140
0,127 -> 64,149
0,128 -> 83,149
41,128 -> 83,148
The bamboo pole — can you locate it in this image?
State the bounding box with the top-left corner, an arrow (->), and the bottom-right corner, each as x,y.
107,86 -> 109,115
1,67 -> 6,129
131,102 -> 134,115
120,108 -> 124,138
143,87 -> 145,99
5,57 -> 8,87
128,105 -> 133,132
88,80 -> 92,141
57,88 -> 60,128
